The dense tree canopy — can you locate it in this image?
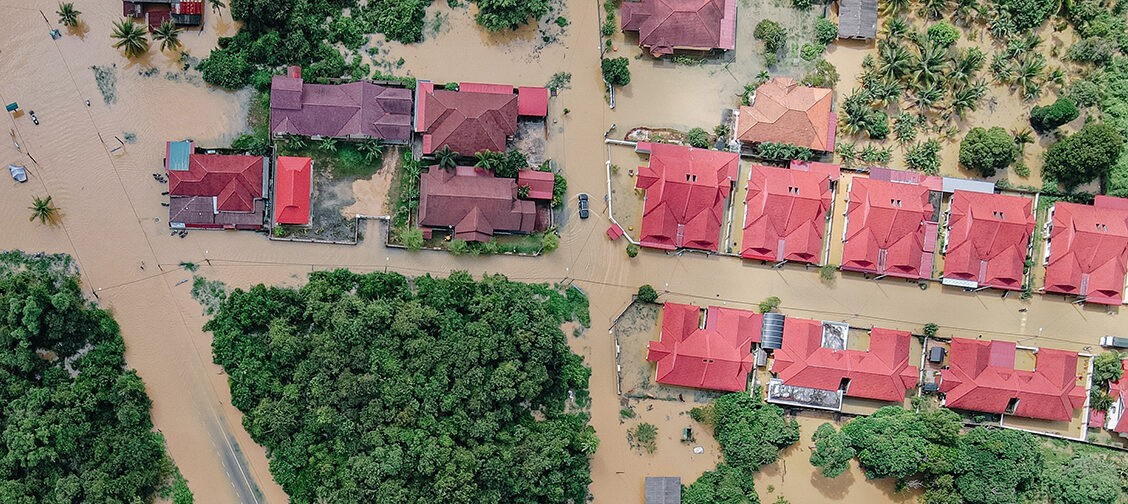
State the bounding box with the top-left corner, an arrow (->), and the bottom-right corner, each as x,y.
602,57 -> 631,87
1092,351 -> 1124,384
682,464 -> 760,504
1045,454 -> 1120,504
0,251 -> 182,503
959,126 -> 1016,177
206,270 -> 596,503
1044,122 -> 1125,189
473,0 -> 552,32
809,423 -> 855,478
1030,98 -> 1080,132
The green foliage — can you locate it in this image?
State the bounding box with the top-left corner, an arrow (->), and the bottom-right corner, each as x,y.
687,127 -> 711,148
801,43 -> 825,61
926,22 -> 959,48
815,18 -> 838,45
683,464 -> 761,504
397,227 -> 424,250
1067,37 -> 1118,65
792,0 -> 812,9
1044,122 -> 1125,189
206,270 -> 596,503
629,422 -> 658,453
906,139 -> 943,174
474,0 -> 550,32
755,142 -> 814,161
955,427 -> 1043,503
959,126 -> 1017,177
28,195 -> 59,225
865,111 -> 889,139
1093,351 -> 1124,383
541,232 -> 560,253
711,393 -> 800,472
602,57 -> 631,87
190,276 -> 227,315
838,406 -> 962,480
819,264 -> 837,281
111,18 -> 149,59
198,47 -> 251,89
626,243 -> 640,258
923,323 -> 939,337
393,152 -> 422,227
449,239 -> 470,255
1065,79 -> 1103,108
1030,98 -> 1080,132
1045,454 -> 1120,504
994,0 -> 1057,32
758,296 -> 781,313
801,59 -> 839,88
754,20 -> 787,63
810,423 -> 856,478
471,149 -> 526,178
57,2 -> 80,28
552,173 -> 567,208
636,284 -> 659,303
547,72 -> 572,92
1090,388 -> 1114,411
0,251 -> 182,503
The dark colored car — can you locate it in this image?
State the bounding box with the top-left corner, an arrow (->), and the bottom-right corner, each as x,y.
578,193 -> 589,219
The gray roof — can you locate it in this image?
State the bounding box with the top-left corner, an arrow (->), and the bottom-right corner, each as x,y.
838,0 -> 878,39
645,477 -> 682,504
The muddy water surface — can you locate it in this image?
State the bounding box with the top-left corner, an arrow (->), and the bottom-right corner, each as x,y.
0,1 -> 1124,503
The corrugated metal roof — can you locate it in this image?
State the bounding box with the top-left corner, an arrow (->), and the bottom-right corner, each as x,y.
838,0 -> 878,39
645,476 -> 682,504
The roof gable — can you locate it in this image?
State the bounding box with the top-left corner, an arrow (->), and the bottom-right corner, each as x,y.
1045,200 -> 1128,304
736,78 -> 835,151
167,150 -> 264,213
646,302 -> 761,392
418,167 -> 536,241
274,156 -> 312,225
269,76 -> 412,141
420,88 -> 519,155
621,0 -> 737,56
742,165 -> 832,263
635,143 -> 739,251
943,191 -> 1035,290
842,178 -> 933,278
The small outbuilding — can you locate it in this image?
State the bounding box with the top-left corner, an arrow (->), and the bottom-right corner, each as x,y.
645,476 -> 682,504
838,0 -> 878,40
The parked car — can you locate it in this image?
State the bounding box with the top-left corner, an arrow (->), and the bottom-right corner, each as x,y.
1100,336 -> 1128,349
577,193 -> 589,219
8,164 -> 27,183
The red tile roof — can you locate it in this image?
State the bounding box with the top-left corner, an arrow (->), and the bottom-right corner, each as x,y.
1044,199 -> 1128,305
517,170 -> 555,200
939,338 -> 1086,422
789,159 -> 842,181
274,157 -> 312,225
166,147 -> 264,213
742,165 -> 832,263
270,75 -> 413,142
620,0 -> 737,57
517,86 -> 550,117
942,191 -> 1035,290
646,302 -> 761,392
416,83 -> 519,155
418,167 -> 536,242
771,320 -> 919,402
841,178 -> 934,279
634,143 -> 739,251
1108,361 -> 1128,433
736,78 -> 835,151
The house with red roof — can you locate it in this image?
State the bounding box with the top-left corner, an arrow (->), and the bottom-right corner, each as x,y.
742,165 -> 833,264
517,170 -> 555,201
634,142 -> 739,252
841,177 -> 936,279
771,319 -> 919,402
124,0 -> 202,30
418,166 -> 537,242
414,81 -> 548,156
1044,197 -> 1128,305
269,68 -> 413,143
620,0 -> 737,57
736,78 -> 836,152
1104,361 -> 1128,436
273,156 -> 313,226
165,141 -> 266,230
646,302 -> 761,392
942,191 -> 1035,290
939,338 -> 1086,422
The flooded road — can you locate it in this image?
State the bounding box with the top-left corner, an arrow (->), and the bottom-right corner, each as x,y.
0,1 -> 1122,503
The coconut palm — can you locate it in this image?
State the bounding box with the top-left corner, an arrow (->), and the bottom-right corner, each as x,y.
358,139 -> 384,161
952,0 -> 981,26
1046,66 -> 1066,86
1012,127 -> 1035,151
877,41 -> 913,81
912,42 -> 948,87
434,145 -> 459,169
881,16 -> 909,39
836,142 -> 857,166
910,83 -> 944,112
56,2 -> 80,28
948,47 -> 986,87
28,196 -> 58,225
893,113 -> 919,144
316,137 -> 337,153
951,84 -> 986,118
473,150 -> 497,170
881,0 -> 911,16
211,0 -> 226,13
152,20 -> 182,53
917,0 -> 949,19
1014,55 -> 1045,101
111,19 -> 149,59
282,134 -> 306,153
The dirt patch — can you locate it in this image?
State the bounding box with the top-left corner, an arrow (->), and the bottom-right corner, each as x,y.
273,164 -> 360,243
342,152 -> 398,218
513,120 -> 548,165
615,302 -> 724,403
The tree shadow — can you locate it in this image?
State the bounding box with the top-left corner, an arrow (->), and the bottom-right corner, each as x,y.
811,467 -> 856,500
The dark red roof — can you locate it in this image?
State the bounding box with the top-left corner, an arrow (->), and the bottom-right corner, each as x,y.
939,338 -> 1086,421
621,0 -> 737,56
517,170 -> 555,200
771,320 -> 918,402
269,75 -> 413,142
166,146 -> 264,213
174,0 -> 203,15
646,302 -> 760,392
418,167 -> 536,242
416,83 -> 519,155
841,178 -> 934,279
634,143 -> 739,251
942,191 -> 1035,290
274,157 -> 312,225
517,86 -> 549,117
742,165 -> 832,263
1044,199 -> 1128,305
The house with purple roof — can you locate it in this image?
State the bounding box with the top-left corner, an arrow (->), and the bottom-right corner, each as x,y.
269,67 -> 413,144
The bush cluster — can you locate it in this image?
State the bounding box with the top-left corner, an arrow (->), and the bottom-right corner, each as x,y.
1030,98 -> 1080,132
959,126 -> 1017,177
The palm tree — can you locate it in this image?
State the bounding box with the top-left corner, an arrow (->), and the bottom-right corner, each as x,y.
28,196 -> 58,225
893,113 -> 918,144
881,17 -> 909,39
952,0 -> 981,26
56,2 -> 80,28
318,137 -> 338,153
1012,127 -> 1035,152
917,0 -> 948,19
358,139 -> 384,161
836,142 -> 857,166
434,145 -> 459,169
912,42 -> 948,87
473,150 -> 496,170
282,134 -> 306,153
1015,55 -> 1045,101
111,19 -> 149,59
877,40 -> 912,81
948,48 -> 986,87
210,0 -> 226,13
881,0 -> 911,16
152,20 -> 182,53
951,85 -> 986,118
910,83 -> 944,112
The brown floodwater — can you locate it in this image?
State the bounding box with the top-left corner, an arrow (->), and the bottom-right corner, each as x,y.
0,1 -> 1123,503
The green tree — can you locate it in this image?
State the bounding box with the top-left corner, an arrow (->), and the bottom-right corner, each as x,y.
687,127 -> 710,148
602,57 -> 631,87
923,323 -> 939,337
434,145 -> 459,169
683,464 -> 760,504
111,18 -> 150,59
926,21 -> 959,47
758,296 -> 781,313
541,232 -> 559,253
1030,98 -> 1080,132
626,243 -> 640,258
953,428 -> 1043,504
152,20 -> 183,53
28,195 -> 58,225
1093,351 -> 1124,383
629,423 -> 658,453
198,47 -> 251,89
1043,123 -> 1125,189
473,0 -> 550,32
449,239 -> 470,255
815,18 -> 838,45
358,139 -> 384,162
1046,454 -> 1120,504
711,393 -> 800,472
637,284 -> 659,303
754,19 -> 787,64
56,2 -> 80,27
810,423 -> 856,478
959,126 -> 1017,177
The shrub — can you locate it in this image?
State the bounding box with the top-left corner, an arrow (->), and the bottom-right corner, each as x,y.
758,296 -> 781,313
449,239 -> 470,255
926,21 -> 959,47
923,323 -> 939,337
1064,79 -> 1103,107
1030,98 -> 1080,132
637,284 -> 659,303
397,227 -> 424,250
801,59 -> 839,87
815,18 -> 838,45
809,423 -> 855,478
959,127 -> 1017,177
198,47 -> 251,89
1044,123 -> 1125,189
819,264 -> 837,281
601,57 -> 631,86
801,43 -> 825,61
473,0 -> 551,32
906,139 -> 942,174
541,233 -> 560,253
1093,351 -> 1124,383
714,124 -> 731,139
687,127 -> 710,148
754,19 -> 787,54
792,0 -> 812,9
626,243 -> 640,257
629,423 -> 658,453
1067,37 -> 1117,64
865,111 -> 889,139
1046,454 -> 1120,504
